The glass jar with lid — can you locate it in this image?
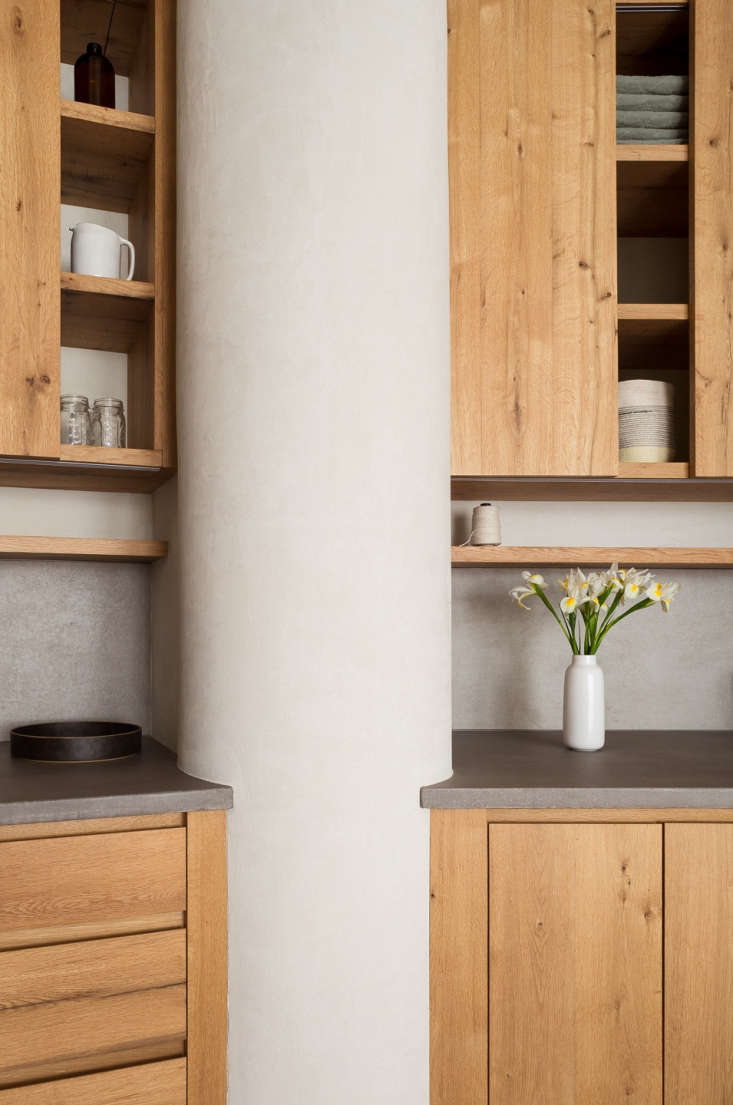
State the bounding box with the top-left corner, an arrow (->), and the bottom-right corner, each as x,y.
91,398 -> 126,448
60,395 -> 91,445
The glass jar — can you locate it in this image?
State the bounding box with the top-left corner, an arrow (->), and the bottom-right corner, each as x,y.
91,398 -> 126,448
60,395 -> 91,445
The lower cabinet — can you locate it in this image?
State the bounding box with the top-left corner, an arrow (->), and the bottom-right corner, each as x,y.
430,811 -> 733,1105
0,810 -> 227,1104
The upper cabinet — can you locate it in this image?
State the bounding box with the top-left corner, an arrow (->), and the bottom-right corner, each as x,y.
0,0 -> 175,492
450,0 -> 733,483
449,0 -> 617,477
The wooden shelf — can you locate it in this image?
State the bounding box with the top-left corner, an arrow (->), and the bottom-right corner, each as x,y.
61,272 -> 154,300
452,546 -> 733,568
0,536 -> 167,562
61,100 -> 154,213
617,145 -> 688,162
618,303 -> 689,321
61,273 -> 152,353
619,462 -> 689,479
59,446 -> 163,468
451,477 -> 733,502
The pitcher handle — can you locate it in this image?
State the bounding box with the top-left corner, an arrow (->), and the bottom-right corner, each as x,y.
120,237 -> 136,281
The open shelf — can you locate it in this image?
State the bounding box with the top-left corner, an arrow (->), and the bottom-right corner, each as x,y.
452,545 -> 733,568
618,303 -> 688,320
59,445 -> 162,467
619,462 -> 689,479
0,536 -> 167,562
450,477 -> 733,503
60,0 -> 151,88
61,272 -> 152,353
61,100 -> 154,213
617,145 -> 688,162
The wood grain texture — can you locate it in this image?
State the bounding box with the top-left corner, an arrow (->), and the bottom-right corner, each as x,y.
61,284 -> 152,353
694,0 -> 733,474
430,810 -> 488,1105
0,983 -> 186,1081
0,812 -> 183,840
0,0 -> 60,458
0,929 -> 185,1010
451,544 -> 731,566
0,912 -> 185,952
450,475 -> 733,501
58,445 -> 163,468
0,828 -> 185,933
0,1041 -> 184,1090
151,0 -> 177,468
616,144 -> 688,162
61,101 -> 154,212
60,272 -> 155,300
618,461 -> 690,479
0,458 -> 172,492
618,303 -> 689,320
450,0 -> 617,476
0,1058 -> 186,1105
187,810 -> 228,1105
489,823 -> 662,1105
0,535 -> 166,561
446,809 -> 733,823
666,823 -> 733,1103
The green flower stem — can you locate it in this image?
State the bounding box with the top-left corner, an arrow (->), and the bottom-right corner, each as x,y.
533,585 -> 578,653
590,598 -> 653,653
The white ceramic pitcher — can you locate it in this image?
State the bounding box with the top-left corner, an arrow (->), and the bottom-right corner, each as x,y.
69,222 -> 135,280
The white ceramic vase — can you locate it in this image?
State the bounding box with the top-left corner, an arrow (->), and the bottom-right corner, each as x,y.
563,655 -> 605,751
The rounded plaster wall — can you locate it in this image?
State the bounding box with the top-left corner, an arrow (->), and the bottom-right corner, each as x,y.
176,1 -> 452,1101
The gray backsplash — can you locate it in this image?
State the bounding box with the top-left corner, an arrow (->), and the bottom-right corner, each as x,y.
0,562 -> 151,739
453,567 -> 733,731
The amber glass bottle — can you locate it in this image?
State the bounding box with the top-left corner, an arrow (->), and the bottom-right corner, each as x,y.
74,42 -> 115,108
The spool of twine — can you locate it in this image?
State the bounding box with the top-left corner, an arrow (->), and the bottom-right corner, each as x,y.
468,502 -> 501,546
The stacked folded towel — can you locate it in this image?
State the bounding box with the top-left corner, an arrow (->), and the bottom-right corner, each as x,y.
617,75 -> 689,144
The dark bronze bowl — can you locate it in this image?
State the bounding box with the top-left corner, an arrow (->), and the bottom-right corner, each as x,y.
10,721 -> 142,762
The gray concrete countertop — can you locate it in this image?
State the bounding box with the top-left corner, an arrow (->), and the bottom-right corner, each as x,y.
421,729 -> 733,809
0,737 -> 233,825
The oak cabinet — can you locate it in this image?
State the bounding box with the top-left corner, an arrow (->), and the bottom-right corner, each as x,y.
0,811 -> 227,1105
449,0 -> 733,481
0,0 -> 175,491
431,811 -> 733,1104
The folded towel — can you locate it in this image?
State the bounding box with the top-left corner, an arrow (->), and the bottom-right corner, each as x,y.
617,110 -> 688,128
617,129 -> 688,142
617,93 -> 688,111
616,75 -> 689,95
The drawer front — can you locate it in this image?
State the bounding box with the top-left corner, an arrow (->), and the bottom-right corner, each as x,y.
0,930 -> 186,1085
0,827 -> 186,934
0,1057 -> 186,1104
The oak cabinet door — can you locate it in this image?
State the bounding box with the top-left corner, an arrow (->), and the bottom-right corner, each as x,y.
665,824 -> 733,1104
0,0 -> 60,457
693,0 -> 733,475
449,0 -> 618,477
489,824 -> 662,1105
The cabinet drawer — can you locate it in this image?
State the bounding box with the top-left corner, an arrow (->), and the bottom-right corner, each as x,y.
0,1057 -> 186,1104
0,930 -> 186,1085
0,828 -> 186,934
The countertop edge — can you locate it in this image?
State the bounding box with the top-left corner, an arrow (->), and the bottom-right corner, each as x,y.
421,785 -> 733,810
0,785 -> 234,825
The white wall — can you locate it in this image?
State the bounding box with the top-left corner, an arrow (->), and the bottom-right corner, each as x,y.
175,0 -> 452,1101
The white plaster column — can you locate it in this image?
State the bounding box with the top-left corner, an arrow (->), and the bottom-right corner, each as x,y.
176,1 -> 451,1100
